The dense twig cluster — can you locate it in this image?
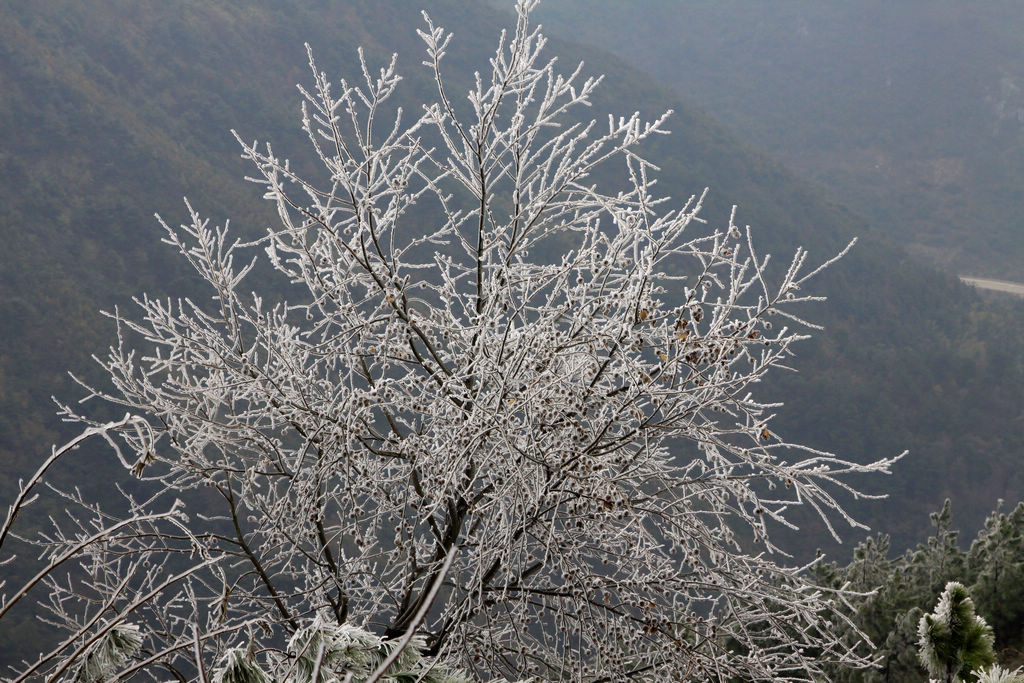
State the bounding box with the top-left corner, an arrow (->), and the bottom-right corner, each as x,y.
4,1 -> 901,679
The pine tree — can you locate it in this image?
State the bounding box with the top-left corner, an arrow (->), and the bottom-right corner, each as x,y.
974,665 -> 1024,683
967,502 -> 1024,653
812,500 -> 1024,683
918,581 -> 996,683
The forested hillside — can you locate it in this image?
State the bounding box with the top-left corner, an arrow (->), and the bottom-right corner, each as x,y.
538,0 -> 1024,280
1,0 -> 1023,659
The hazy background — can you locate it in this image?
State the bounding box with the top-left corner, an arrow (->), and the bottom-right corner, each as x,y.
538,0 -> 1024,281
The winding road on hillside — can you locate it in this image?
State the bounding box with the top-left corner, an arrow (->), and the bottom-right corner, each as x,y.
959,276 -> 1024,298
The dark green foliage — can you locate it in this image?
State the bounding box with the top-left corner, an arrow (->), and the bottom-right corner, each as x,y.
918,582 -> 996,683
815,500 -> 1024,681
966,503 -> 1024,654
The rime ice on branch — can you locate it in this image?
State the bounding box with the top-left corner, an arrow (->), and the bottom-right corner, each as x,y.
35,1 -> 902,679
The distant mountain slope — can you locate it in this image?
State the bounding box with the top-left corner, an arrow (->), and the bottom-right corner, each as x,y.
538,0 -> 1024,281
0,4 -> 1022,653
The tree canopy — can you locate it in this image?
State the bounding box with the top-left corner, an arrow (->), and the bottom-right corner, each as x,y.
1,3 -> 899,680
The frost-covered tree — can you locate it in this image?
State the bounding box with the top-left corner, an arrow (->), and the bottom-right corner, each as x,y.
210,618 -> 471,683
918,581 -> 996,683
974,665 -> 1024,683
810,500 -> 1024,683
5,1 -> 902,680
967,501 -> 1024,649
812,500 -> 968,682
